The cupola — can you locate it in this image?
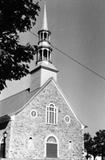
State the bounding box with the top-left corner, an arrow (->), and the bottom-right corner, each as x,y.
36,3 -> 52,64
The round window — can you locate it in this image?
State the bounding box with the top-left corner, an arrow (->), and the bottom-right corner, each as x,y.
30,110 -> 37,118
64,115 -> 71,124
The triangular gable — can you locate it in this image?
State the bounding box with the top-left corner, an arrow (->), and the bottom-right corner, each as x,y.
52,80 -> 84,129
9,77 -> 84,129
9,77 -> 54,116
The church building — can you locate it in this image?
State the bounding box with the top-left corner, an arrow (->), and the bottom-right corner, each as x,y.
0,3 -> 84,160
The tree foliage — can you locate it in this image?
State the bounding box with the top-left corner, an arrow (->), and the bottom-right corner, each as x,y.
84,133 -> 93,159
94,130 -> 105,160
0,0 -> 40,91
84,130 -> 105,160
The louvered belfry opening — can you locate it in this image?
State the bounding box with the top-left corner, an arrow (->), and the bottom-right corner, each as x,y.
36,3 -> 52,65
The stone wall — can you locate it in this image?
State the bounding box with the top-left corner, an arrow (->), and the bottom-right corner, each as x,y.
6,80 -> 84,160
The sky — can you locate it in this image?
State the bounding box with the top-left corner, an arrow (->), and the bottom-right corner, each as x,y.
1,0 -> 105,136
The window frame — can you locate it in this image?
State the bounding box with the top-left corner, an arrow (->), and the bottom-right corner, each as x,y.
46,103 -> 58,125
44,135 -> 59,158
30,109 -> 37,119
64,115 -> 71,124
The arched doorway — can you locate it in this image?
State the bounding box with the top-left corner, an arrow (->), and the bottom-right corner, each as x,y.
46,136 -> 58,158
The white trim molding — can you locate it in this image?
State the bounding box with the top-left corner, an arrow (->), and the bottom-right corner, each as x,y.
46,103 -> 58,125
52,79 -> 84,129
30,109 -> 37,118
44,134 -> 59,158
64,115 -> 71,124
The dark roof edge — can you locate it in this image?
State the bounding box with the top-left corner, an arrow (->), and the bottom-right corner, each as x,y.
0,88 -> 30,103
30,65 -> 59,74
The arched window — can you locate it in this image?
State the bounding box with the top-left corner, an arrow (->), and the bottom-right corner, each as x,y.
41,32 -> 43,40
46,136 -> 57,158
39,50 -> 42,61
44,32 -> 47,40
48,51 -> 50,61
46,103 -> 58,125
44,49 -> 47,60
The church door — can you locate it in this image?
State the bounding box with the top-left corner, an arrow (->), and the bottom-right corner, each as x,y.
46,136 -> 57,158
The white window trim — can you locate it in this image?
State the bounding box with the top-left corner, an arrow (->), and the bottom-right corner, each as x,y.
44,134 -> 59,158
64,115 -> 71,124
30,109 -> 37,118
46,103 -> 58,125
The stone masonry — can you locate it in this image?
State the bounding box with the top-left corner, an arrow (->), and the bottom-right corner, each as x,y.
4,79 -> 84,160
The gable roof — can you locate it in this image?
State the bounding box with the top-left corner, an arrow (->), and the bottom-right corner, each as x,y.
0,87 -> 39,117
10,77 -> 54,116
0,78 -> 53,117
0,77 -> 84,128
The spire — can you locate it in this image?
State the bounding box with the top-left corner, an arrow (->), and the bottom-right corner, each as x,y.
36,1 -> 52,65
30,1 -> 58,92
41,1 -> 48,30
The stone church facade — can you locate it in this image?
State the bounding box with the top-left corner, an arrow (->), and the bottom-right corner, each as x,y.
0,3 -> 84,160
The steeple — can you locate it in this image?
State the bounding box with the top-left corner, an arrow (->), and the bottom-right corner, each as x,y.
36,2 -> 52,65
42,2 -> 48,30
30,2 -> 58,92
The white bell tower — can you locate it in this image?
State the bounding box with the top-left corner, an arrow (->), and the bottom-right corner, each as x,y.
30,2 -> 58,91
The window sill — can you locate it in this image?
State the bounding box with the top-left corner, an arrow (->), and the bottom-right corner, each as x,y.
46,123 -> 58,126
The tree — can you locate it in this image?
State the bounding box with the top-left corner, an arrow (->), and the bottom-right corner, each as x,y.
90,139 -> 98,160
94,130 -> 105,160
84,133 -> 93,159
84,130 -> 105,160
0,0 -> 40,91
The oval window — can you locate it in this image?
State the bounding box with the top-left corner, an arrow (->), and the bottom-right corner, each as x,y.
64,115 -> 71,124
30,110 -> 37,118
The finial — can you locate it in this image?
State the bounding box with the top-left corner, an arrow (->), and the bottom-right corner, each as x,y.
41,0 -> 48,30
